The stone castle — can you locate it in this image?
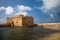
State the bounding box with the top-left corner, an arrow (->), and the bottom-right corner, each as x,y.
6,14 -> 34,27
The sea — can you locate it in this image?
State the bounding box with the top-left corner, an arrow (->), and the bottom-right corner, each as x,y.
0,27 -> 60,40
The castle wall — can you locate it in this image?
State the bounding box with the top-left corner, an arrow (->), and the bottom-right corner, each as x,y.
6,18 -> 13,26
7,18 -> 12,24
13,15 -> 24,27
24,16 -> 34,26
6,14 -> 34,27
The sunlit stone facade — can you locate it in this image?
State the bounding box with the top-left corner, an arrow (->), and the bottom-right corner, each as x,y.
6,14 -> 34,27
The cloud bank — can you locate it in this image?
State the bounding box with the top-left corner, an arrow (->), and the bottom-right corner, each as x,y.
0,5 -> 32,16
5,6 -> 14,15
15,5 -> 32,16
17,5 -> 32,11
41,0 -> 60,18
15,11 -> 28,16
0,6 -> 14,15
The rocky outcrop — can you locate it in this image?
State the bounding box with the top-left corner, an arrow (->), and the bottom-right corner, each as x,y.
37,23 -> 60,30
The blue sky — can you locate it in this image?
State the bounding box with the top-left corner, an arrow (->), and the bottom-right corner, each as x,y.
0,0 -> 60,24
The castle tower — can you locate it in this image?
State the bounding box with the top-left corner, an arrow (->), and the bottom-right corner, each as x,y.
6,14 -> 34,27
13,14 -> 24,27
24,16 -> 34,26
6,18 -> 14,26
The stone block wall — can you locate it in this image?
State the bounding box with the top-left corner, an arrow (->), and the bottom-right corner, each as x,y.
6,14 -> 34,27
13,15 -> 24,27
24,16 -> 34,26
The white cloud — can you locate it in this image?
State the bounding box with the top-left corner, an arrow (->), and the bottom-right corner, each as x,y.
0,5 -> 32,16
5,6 -> 14,15
43,0 -> 60,10
41,0 -> 60,18
15,11 -> 28,16
42,0 -> 59,10
49,14 -> 54,18
15,5 -> 32,16
17,5 -> 32,11
0,6 -> 14,15
0,7 -> 5,11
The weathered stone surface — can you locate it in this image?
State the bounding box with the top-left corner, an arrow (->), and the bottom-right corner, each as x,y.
13,15 -> 23,27
37,23 -> 60,30
6,14 -> 34,27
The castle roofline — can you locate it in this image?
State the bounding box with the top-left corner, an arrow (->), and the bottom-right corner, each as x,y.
13,14 -> 24,18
